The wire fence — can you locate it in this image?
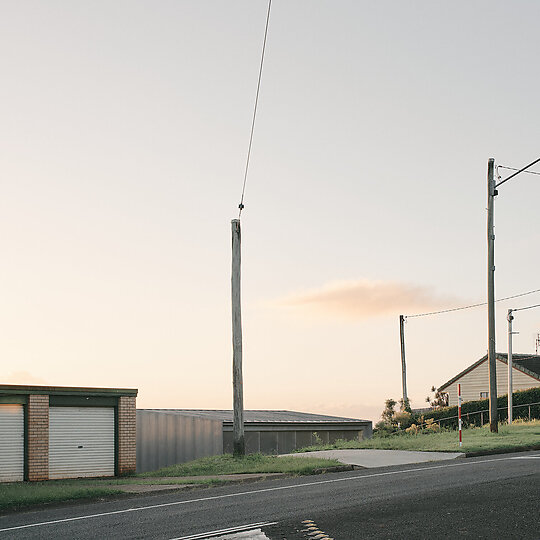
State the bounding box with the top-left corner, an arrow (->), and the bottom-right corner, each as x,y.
432,401 -> 539,428
392,401 -> 540,434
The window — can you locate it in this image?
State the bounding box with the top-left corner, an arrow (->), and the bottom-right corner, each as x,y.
480,392 -> 488,399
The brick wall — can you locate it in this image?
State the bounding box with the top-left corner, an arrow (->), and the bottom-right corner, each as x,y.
117,396 -> 136,474
27,394 -> 49,481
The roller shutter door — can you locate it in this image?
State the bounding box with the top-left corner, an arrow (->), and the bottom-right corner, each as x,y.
49,407 -> 115,479
0,405 -> 24,482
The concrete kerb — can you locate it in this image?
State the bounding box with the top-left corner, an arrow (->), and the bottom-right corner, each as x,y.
463,444 -> 540,458
82,446 -> 540,496
114,473 -> 289,494
119,451 -> 464,495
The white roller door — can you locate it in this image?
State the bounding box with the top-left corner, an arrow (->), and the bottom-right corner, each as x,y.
49,407 -> 115,479
0,404 -> 24,482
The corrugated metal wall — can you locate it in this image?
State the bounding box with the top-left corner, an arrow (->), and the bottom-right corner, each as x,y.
223,428 -> 366,455
136,410 -> 223,473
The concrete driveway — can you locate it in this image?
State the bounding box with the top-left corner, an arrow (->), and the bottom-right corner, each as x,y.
286,449 -> 463,468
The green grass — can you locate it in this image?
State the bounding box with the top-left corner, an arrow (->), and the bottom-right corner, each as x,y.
57,477 -> 223,486
296,420 -> 540,454
0,454 -> 342,511
140,453 -> 343,477
0,482 -> 122,512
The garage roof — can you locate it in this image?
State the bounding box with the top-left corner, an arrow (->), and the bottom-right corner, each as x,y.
0,384 -> 138,397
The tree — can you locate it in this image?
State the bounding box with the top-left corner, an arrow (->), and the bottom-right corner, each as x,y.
425,386 -> 448,408
399,397 -> 412,413
381,398 -> 397,424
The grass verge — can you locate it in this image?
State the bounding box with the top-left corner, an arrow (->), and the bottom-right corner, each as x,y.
295,419 -> 540,454
0,483 -> 122,512
1,454 -> 342,512
140,453 -> 343,477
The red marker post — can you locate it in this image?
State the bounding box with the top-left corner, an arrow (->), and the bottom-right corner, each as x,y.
458,383 -> 462,447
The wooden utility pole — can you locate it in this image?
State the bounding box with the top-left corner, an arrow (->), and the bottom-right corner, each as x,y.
486,157 -> 498,432
231,219 -> 245,456
399,315 -> 408,406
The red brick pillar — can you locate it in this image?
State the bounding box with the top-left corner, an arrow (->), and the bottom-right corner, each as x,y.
117,396 -> 136,475
27,394 -> 49,481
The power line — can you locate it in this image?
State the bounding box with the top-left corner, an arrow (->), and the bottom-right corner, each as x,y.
497,165 -> 540,177
495,156 -> 540,188
513,303 -> 540,313
238,0 -> 272,218
406,287 -> 540,319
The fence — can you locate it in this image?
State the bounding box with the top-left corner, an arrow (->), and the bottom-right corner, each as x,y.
403,401 -> 540,432
431,401 -> 540,429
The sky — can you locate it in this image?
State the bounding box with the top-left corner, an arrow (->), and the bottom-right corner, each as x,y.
1,1 -> 539,423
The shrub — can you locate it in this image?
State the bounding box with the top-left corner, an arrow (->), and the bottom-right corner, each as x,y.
373,421 -> 397,437
405,423 -> 419,435
394,411 -> 415,429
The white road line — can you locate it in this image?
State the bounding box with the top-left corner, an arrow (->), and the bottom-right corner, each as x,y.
170,521 -> 277,540
0,454 -> 537,534
510,456 -> 540,459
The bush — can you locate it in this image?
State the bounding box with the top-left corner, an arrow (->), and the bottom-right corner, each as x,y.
373,421 -> 397,437
394,411 -> 415,429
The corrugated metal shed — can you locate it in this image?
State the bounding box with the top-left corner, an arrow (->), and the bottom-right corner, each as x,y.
136,409 -> 373,472
143,409 -> 369,424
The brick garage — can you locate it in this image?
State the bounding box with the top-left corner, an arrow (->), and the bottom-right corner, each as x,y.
0,385 -> 137,482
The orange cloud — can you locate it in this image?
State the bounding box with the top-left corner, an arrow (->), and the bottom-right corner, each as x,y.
278,279 -> 463,319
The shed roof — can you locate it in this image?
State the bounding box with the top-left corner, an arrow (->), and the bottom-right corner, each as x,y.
439,353 -> 540,391
138,409 -> 370,424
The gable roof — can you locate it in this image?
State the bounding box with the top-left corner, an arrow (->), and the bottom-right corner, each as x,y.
438,353 -> 540,391
498,354 -> 540,380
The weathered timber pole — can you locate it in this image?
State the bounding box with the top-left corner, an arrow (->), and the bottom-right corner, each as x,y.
231,219 -> 245,456
486,157 -> 498,432
399,315 -> 408,406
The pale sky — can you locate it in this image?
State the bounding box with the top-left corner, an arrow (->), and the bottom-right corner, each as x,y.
1,1 -> 539,422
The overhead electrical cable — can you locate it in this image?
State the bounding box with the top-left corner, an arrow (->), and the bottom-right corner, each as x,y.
406,287 -> 540,319
497,165 -> 540,177
238,0 -> 272,218
496,156 -> 540,188
513,303 -> 540,313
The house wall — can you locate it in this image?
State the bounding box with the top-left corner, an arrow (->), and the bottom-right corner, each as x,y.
136,411 -> 223,473
445,359 -> 540,406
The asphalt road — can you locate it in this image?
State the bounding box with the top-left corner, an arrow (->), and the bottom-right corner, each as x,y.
1,452 -> 538,539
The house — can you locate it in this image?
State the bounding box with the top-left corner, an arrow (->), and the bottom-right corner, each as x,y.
438,353 -> 540,406
0,384 -> 137,482
137,409 -> 372,473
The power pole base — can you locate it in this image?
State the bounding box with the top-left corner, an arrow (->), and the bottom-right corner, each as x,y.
233,438 -> 245,458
